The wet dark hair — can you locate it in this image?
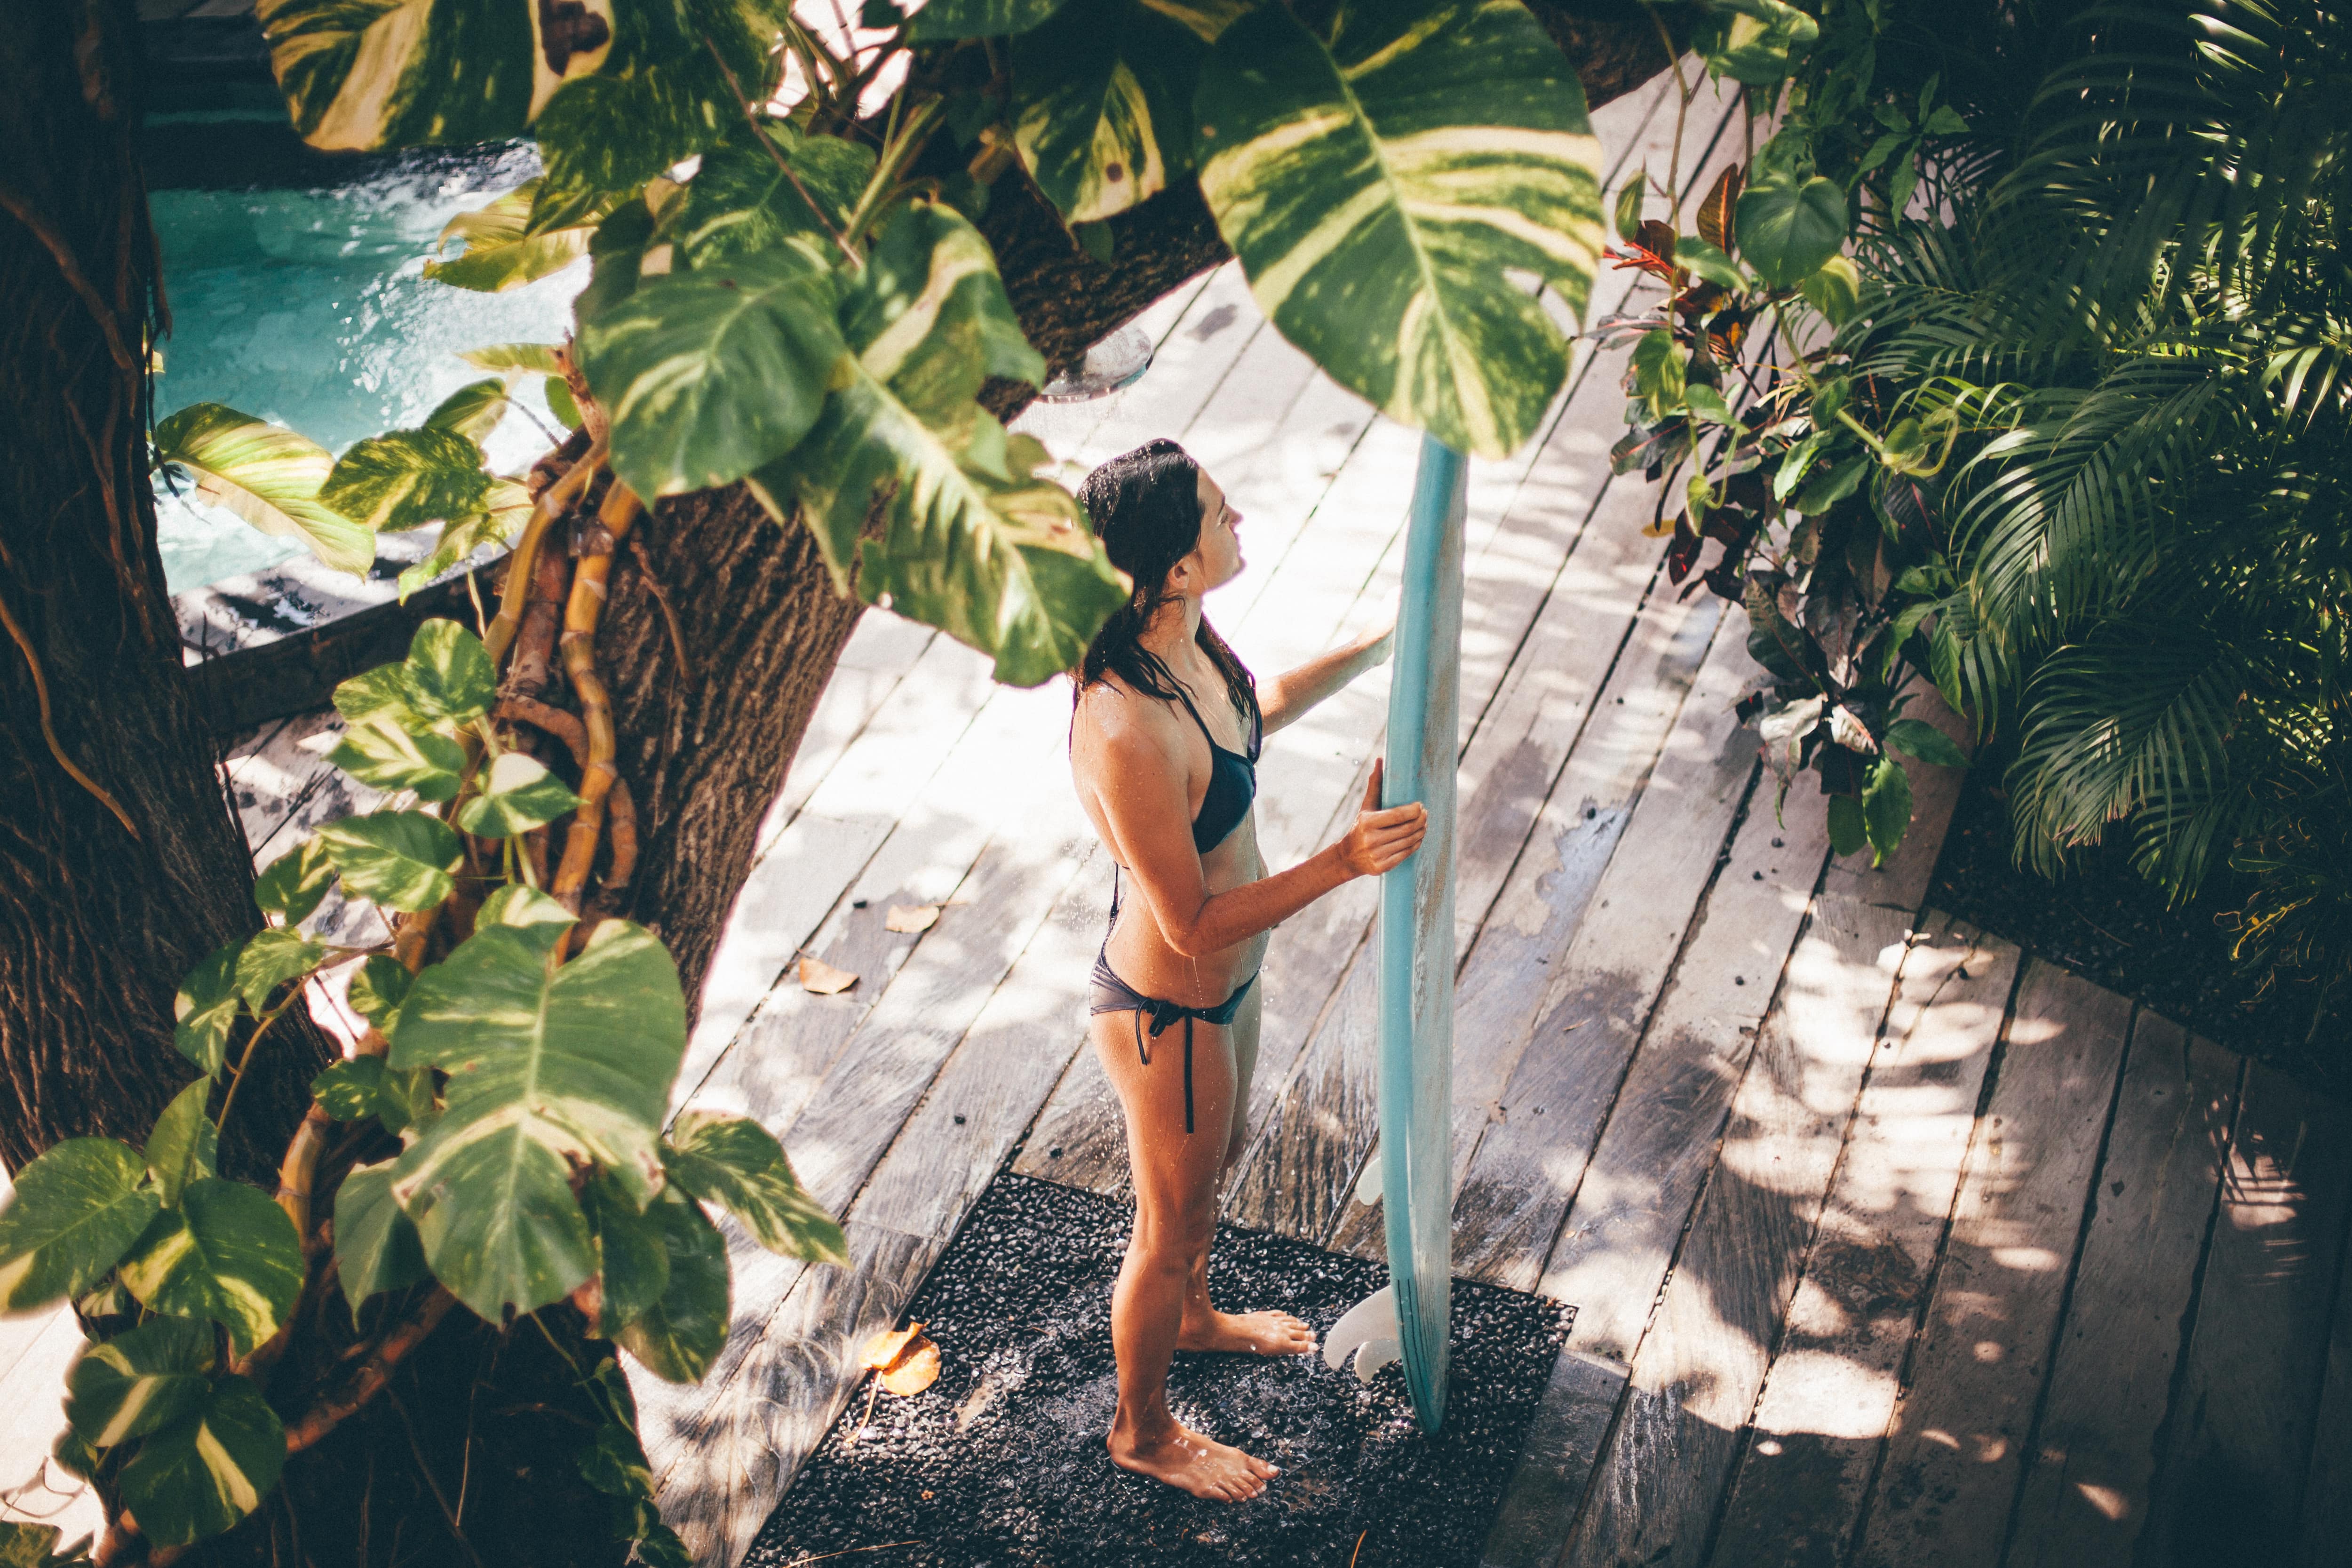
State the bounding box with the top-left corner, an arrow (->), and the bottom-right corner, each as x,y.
1075,438 -> 1257,724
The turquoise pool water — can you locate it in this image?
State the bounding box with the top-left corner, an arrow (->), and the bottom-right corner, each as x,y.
151,119 -> 584,592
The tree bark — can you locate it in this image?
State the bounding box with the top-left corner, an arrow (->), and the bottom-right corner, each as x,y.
0,0 -> 329,1183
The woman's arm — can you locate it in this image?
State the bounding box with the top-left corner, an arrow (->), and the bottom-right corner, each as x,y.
1259,625 -> 1391,734
1079,700 -> 1424,958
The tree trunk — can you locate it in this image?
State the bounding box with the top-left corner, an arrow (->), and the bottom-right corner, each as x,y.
0,0 -> 329,1184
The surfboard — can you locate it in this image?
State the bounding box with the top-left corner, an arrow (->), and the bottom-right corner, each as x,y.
1377,433 -> 1465,1432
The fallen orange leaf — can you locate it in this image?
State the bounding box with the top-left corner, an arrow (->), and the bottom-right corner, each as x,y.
884,903 -> 941,934
879,1335 -> 940,1396
861,1323 -> 924,1371
799,955 -> 858,995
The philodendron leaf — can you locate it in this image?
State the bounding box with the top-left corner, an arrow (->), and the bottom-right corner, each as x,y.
348,955 -> 412,1029
424,378 -> 511,446
388,918 -> 686,1317
535,50 -> 735,205
325,715 -> 465,801
0,1138 -> 163,1311
320,427 -> 493,533
403,618 -> 497,724
311,1057 -> 386,1122
457,341 -> 564,375
64,1314 -> 214,1450
754,203 -> 1125,687
457,751 -> 584,838
152,403 -> 373,574
397,480 -> 533,599
332,1159 -> 429,1304
144,1079 -> 219,1209
1861,755 -> 1915,866
616,1188 -> 730,1384
580,1170 -> 671,1338
236,928 -> 328,1010
905,0 -> 1071,40
477,883 -> 579,930
672,123 -> 873,272
118,1178 -> 305,1357
578,251 -> 845,502
318,811 -> 464,912
1010,0 -> 1205,223
1735,171 -> 1848,288
662,1111 -> 847,1263
331,663 -> 418,726
1885,716 -> 1968,769
253,836 -> 336,926
116,1374 -> 285,1549
174,941 -> 245,1075
1194,0 -> 1604,458
426,183 -> 595,292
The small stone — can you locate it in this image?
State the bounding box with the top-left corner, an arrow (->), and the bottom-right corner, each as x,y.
1049,1147 -> 1062,1158
1735,976 -> 1745,985
852,898 -> 869,908
1752,870 -> 1763,880
954,1114 -> 966,1124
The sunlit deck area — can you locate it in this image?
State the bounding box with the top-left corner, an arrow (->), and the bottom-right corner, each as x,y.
7,74 -> 2348,1568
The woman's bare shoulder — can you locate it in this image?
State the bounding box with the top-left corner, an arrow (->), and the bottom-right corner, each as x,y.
1072,675 -> 1181,764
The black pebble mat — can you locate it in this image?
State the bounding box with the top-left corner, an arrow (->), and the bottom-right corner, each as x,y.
747,1173 -> 1571,1568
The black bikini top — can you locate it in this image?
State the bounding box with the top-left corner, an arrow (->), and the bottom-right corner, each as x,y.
1168,678 -> 1260,853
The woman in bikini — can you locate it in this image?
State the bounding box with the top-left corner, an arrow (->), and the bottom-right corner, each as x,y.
1069,438 -> 1428,1501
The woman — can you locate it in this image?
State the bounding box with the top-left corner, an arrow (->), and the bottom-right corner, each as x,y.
1069,439 -> 1428,1500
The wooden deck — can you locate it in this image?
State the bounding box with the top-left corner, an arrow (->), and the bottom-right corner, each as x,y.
8,74 -> 2351,1568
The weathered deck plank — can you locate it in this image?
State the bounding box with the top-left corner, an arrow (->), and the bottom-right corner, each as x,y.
1704,915 -> 2021,1568
2004,1015 -> 2241,1567
2298,1240 -> 2352,1568
2138,1062 -> 2352,1566
1850,962 -> 2135,1568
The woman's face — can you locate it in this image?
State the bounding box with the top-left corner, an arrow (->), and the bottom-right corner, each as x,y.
1188,468 -> 1245,592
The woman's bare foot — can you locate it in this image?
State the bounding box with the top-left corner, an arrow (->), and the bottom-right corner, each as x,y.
1107,1420 -> 1279,1500
1176,1306 -> 1317,1356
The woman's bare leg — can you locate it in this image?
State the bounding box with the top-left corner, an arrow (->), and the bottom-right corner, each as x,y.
1096,1010 -> 1277,1500
1174,983 -> 1314,1355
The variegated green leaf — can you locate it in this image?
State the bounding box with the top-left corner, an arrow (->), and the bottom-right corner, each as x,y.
116,1374 -> 285,1549
1194,0 -> 1604,458
324,714 -> 465,801
425,183 -> 595,293
906,0 -> 1070,40
321,427 -> 493,533
318,811 -> 464,912
579,1170 -> 671,1338
311,1057 -> 386,1122
0,1138 -> 162,1312
1692,0 -> 1818,86
117,1178 -> 305,1357
152,403 -> 374,574
348,955 -> 412,1028
403,617 -> 497,723
577,251 -> 846,501
615,1187 -> 729,1384
456,751 -> 584,838
534,50 -> 734,204
397,479 -> 533,599
65,1315 -> 214,1451
254,0 -> 779,152
1135,0 -> 1248,41
253,835 -> 336,926
477,882 -> 579,930
662,1111 -> 846,1263
388,918 -> 686,1316
457,341 -> 564,375
672,122 -> 873,271
235,928 -> 327,1009
753,203 -> 1123,686
174,942 -> 246,1075
1010,0 -> 1204,223
332,1159 -> 429,1304
144,1079 -> 219,1210
424,378 -> 511,446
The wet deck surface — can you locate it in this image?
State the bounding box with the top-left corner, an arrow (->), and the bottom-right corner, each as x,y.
7,74 -> 2349,1568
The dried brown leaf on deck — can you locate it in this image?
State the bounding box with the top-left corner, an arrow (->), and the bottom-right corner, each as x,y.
799,954 -> 859,995
861,1321 -> 942,1396
884,903 -> 942,934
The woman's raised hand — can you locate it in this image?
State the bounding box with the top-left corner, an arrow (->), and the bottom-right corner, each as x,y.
1336,759 -> 1429,878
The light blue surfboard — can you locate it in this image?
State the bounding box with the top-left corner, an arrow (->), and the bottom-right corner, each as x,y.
1378,434 -> 1464,1432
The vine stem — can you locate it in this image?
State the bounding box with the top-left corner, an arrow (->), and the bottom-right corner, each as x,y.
0,181 -> 137,372
705,34 -> 865,268
213,1000 -> 293,1133
0,579 -> 139,838
283,1288 -> 459,1454
842,96 -> 946,250
550,483 -> 643,914
484,439 -> 606,669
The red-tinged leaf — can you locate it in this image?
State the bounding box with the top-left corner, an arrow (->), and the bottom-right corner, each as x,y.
1698,163 -> 1743,252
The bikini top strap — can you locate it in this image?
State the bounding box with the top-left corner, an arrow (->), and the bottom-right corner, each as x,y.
1162,677 -> 1220,748
1168,675 -> 1257,761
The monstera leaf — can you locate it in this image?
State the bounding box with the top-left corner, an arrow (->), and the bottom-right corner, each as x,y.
0,1138 -> 162,1311
577,251 -> 847,501
116,1374 -> 285,1548
152,403 -> 373,573
254,0 -> 776,151
672,122 -> 874,271
388,918 -> 686,1317
1010,0 -> 1204,223
754,203 -> 1124,686
117,1178 -> 305,1357
425,182 -> 596,293
1194,0 -> 1604,458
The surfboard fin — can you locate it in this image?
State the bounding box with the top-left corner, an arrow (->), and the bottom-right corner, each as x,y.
1354,1142 -> 1383,1207
1325,1285 -> 1403,1384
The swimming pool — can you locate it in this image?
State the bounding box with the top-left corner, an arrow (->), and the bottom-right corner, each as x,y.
148,108 -> 583,593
